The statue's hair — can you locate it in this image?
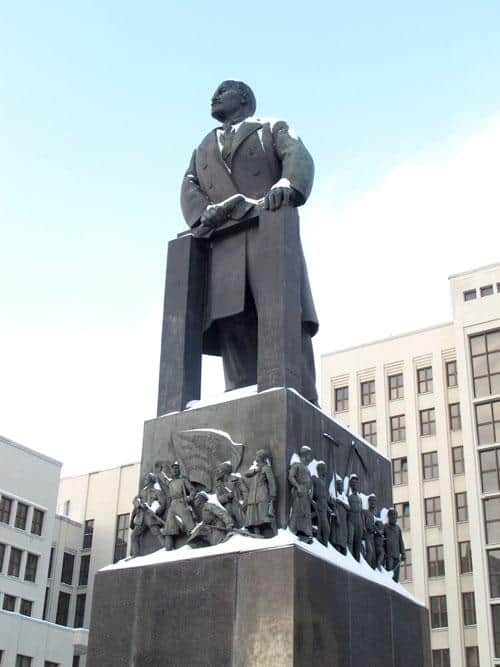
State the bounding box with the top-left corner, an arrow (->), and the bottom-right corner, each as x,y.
223,80 -> 257,115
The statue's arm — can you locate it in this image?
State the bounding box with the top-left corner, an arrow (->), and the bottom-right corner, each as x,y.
271,121 -> 314,206
180,150 -> 212,227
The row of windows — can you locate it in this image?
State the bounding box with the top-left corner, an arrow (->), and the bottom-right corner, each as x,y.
432,646 -> 479,667
430,591 -> 476,629
464,283 -> 500,302
0,495 -> 44,535
43,586 -> 87,628
334,362 -> 459,412
2,655 -> 73,667
425,542 -> 473,578
1,592 -> 33,617
394,493 -> 467,526
392,446 -> 464,486
47,547 -> 90,587
359,406 -> 461,449
0,544 -> 39,582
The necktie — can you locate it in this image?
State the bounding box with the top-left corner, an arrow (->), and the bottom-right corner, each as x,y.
221,124 -> 234,168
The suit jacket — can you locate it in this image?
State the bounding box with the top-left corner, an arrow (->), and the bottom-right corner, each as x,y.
180,118 -> 318,355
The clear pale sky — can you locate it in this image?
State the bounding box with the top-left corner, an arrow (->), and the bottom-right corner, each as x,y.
1,2 -> 500,474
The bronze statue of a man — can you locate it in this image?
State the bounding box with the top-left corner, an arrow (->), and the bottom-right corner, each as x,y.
180,80 -> 318,403
288,445 -> 314,543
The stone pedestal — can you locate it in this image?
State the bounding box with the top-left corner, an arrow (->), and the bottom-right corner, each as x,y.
87,543 -> 431,667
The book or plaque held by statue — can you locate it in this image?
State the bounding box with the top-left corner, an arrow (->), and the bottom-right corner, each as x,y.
86,81 -> 432,667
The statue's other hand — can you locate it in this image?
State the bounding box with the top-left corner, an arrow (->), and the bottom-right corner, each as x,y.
200,205 -> 227,229
264,186 -> 295,211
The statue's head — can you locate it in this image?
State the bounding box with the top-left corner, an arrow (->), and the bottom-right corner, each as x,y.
172,462 -> 180,478
317,461 -> 327,479
299,445 -> 312,465
349,474 -> 359,493
335,478 -> 344,494
145,472 -> 157,486
211,80 -> 256,123
255,449 -> 269,464
132,495 -> 142,509
368,493 -> 377,511
388,507 -> 398,525
194,491 -> 209,512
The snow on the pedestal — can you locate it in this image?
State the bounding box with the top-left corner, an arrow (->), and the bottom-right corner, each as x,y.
105,529 -> 422,605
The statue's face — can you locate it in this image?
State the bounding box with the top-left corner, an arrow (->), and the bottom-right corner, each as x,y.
300,448 -> 312,465
368,496 -> 377,510
211,81 -> 244,122
389,510 -> 397,525
350,477 -> 359,492
317,464 -> 326,479
336,480 -> 344,493
172,464 -> 180,478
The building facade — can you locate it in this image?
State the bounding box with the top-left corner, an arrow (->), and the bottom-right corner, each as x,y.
56,462 -> 140,634
321,262 -> 500,667
0,435 -> 88,666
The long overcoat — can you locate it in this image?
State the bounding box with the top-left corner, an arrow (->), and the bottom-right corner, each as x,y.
180,117 -> 319,355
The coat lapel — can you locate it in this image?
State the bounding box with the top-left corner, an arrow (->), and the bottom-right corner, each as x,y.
231,121 -> 263,161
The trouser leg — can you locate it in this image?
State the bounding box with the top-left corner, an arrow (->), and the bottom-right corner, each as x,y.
130,525 -> 145,557
216,298 -> 258,391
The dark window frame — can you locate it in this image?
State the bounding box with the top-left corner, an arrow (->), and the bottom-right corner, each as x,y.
31,508 -> 44,536
422,451 -> 439,480
390,414 -> 406,442
420,408 -> 436,436
113,514 -> 129,563
392,457 -> 408,486
3,594 -> 16,611
361,420 -> 377,447
464,289 -> 477,301
425,496 -> 441,527
462,591 -> 476,626
484,497 -> 500,544
475,399 -> 500,446
446,360 -> 458,387
19,598 -> 33,617
470,330 -> 500,398
388,373 -> 404,400
0,496 -> 13,524
78,554 -> 90,586
334,386 -> 349,412
14,502 -> 28,530
481,284 -> 494,297
394,502 -> 410,531
427,544 -> 445,578
449,403 -> 462,431
459,541 -> 473,574
430,595 -> 448,628
360,379 -> 375,406
417,366 -> 433,394
465,646 -> 479,667
74,593 -> 86,628
61,552 -> 75,585
456,491 -> 468,522
431,649 -> 450,667
24,552 -> 39,583
452,446 -> 465,475
401,549 -> 412,582
8,546 -> 22,577
55,591 -> 71,626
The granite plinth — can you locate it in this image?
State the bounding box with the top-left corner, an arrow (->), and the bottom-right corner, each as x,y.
87,544 -> 431,667
141,387 -> 392,553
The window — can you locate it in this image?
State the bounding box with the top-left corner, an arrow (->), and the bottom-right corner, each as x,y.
401,549 -> 412,581
335,386 -> 349,412
24,552 -> 39,582
476,400 -> 500,445
74,593 -> 86,627
481,284 -> 494,297
61,552 -> 75,585
392,457 -> 408,485
0,496 -> 12,524
449,403 -> 461,431
459,541 -> 473,574
471,331 -> 500,398
452,446 -> 465,475
420,408 -> 436,436
14,502 -> 28,530
427,545 -> 445,577
446,360 -> 458,387
63,500 -> 70,516
15,656 -> 32,667
394,502 -> 410,531
48,546 -> 55,578
493,605 -> 500,657
388,373 -> 404,400
114,514 -> 129,563
79,554 -> 90,586
19,599 -> 33,617
485,496 -> 500,543
462,591 -> 476,625
31,509 -> 44,536
390,414 -> 406,442
3,594 -> 16,611
465,646 -> 479,667
8,547 -> 22,577
72,658 -> 80,667
417,366 -> 433,393
489,549 -> 500,597
56,591 -> 71,626
432,650 -> 450,667
362,420 -> 377,446
0,542 -> 5,572
45,663 -> 59,667
430,595 -> 448,628
361,380 -> 375,406
43,587 -> 50,620
464,289 -> 477,301
480,448 -> 500,492
83,519 -> 94,549
456,492 -> 468,522
422,452 -> 439,480
425,496 -> 441,527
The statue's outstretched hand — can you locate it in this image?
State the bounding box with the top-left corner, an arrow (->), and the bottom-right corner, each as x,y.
199,205 -> 227,229
264,186 -> 295,211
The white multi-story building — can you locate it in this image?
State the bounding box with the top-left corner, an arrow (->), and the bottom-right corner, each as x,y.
321,262 -> 500,667
0,435 -> 88,666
